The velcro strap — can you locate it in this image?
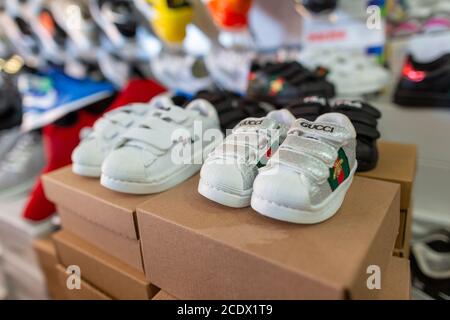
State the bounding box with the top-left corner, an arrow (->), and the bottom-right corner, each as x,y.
211,144 -> 254,162
146,105 -> 188,124
225,131 -> 262,147
104,112 -> 135,127
93,118 -> 119,139
270,149 -> 329,183
353,122 -> 380,140
121,117 -> 183,150
281,135 -> 337,167
333,100 -> 381,119
290,119 -> 352,144
336,110 -> 377,128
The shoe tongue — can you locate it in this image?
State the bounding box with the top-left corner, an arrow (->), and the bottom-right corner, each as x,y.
234,117 -> 279,132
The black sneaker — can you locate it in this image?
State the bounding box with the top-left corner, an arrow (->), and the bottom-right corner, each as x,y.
284,95 -> 331,121
331,99 -> 381,172
394,54 -> 450,107
195,90 -> 271,132
246,61 -> 335,107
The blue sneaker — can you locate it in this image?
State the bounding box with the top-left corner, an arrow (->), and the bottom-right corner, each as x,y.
20,69 -> 115,131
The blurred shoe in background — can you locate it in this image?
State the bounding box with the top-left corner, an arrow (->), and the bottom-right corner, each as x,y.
19,68 -> 115,132
0,131 -> 45,199
299,49 -> 390,97
411,229 -> 450,300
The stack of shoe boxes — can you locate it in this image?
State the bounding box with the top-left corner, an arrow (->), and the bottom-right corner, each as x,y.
137,175 -> 408,300
33,236 -> 66,300
358,141 -> 417,258
0,196 -> 56,299
42,140 -> 416,300
42,169 -> 160,300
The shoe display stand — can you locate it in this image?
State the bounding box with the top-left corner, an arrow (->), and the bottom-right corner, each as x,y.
39,140 -> 416,300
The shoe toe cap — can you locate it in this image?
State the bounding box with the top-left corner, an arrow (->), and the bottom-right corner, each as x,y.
253,167 -> 311,210
72,139 -> 104,167
200,161 -> 254,192
102,147 -> 147,182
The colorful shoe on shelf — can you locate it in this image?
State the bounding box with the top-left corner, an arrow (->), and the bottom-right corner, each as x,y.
205,0 -> 253,31
0,131 -> 45,199
246,60 -> 335,108
331,99 -> 381,172
251,113 -> 357,224
194,89 -> 272,132
19,69 -> 115,131
198,109 -> 295,208
72,93 -> 181,177
101,98 -> 221,194
151,53 -> 212,95
393,53 -> 450,107
148,0 -> 193,45
205,47 -> 254,94
299,49 -> 391,97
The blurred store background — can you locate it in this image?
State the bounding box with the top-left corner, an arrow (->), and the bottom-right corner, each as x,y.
0,0 -> 449,300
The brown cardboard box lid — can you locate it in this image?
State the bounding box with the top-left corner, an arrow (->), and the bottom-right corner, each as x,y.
57,205 -> 145,272
357,141 -> 417,210
56,264 -> 111,300
380,257 -> 411,300
42,166 -> 154,240
152,290 -> 178,300
53,230 -> 158,300
138,175 -> 400,300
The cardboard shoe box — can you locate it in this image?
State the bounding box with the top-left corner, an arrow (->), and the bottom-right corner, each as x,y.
394,208 -> 413,256
42,166 -> 156,273
138,175 -> 400,300
33,236 -> 67,300
380,257 -> 411,300
357,141 -> 417,211
56,264 -> 111,300
53,230 -> 159,300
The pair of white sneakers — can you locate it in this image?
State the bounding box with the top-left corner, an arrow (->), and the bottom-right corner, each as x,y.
72,94 -> 222,194
198,110 -> 358,224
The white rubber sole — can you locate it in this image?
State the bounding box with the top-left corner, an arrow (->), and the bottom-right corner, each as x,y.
72,163 -> 101,178
198,178 -> 252,208
251,164 -> 357,224
100,140 -> 220,194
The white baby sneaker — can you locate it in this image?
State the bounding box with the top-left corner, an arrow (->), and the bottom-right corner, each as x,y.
198,109 -> 295,208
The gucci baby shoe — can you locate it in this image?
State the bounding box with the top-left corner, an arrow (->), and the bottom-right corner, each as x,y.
198,109 -> 295,208
251,113 -> 357,224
